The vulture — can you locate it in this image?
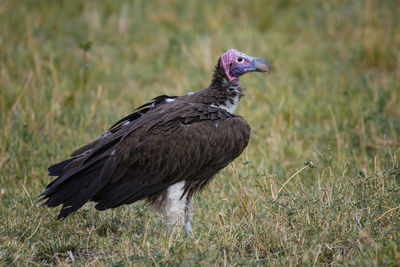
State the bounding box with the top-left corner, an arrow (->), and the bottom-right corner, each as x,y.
40,49 -> 271,233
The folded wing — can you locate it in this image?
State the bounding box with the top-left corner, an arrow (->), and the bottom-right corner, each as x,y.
41,102 -> 250,219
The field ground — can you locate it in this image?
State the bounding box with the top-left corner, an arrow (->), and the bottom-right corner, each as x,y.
1,0 -> 399,265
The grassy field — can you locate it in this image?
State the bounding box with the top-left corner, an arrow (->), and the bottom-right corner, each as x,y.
1,0 -> 399,265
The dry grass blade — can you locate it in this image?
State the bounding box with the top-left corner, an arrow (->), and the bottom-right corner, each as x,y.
272,161 -> 316,202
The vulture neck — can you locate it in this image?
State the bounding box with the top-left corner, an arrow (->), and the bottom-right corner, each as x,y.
200,62 -> 244,114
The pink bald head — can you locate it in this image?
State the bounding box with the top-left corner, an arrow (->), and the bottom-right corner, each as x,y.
221,49 -> 249,82
220,49 -> 271,84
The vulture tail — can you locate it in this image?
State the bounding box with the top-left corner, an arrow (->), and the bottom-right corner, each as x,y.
40,157 -> 107,219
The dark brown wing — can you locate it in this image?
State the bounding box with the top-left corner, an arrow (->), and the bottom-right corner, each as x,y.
94,109 -> 251,210
69,95 -> 177,158
41,95 -> 177,219
41,103 -> 250,219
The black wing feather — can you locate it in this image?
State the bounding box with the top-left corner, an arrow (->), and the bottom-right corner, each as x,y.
41,95 -> 176,218
48,157 -> 77,176
109,95 -> 177,132
41,100 -> 249,220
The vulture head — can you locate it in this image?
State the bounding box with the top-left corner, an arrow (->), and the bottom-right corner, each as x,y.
220,49 -> 271,84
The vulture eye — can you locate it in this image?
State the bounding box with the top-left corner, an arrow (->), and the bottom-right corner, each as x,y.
237,57 -> 243,62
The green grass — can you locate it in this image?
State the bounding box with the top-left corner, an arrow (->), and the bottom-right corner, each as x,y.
1,0 -> 399,265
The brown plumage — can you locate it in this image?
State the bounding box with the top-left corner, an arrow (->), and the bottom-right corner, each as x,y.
40,49 -> 270,232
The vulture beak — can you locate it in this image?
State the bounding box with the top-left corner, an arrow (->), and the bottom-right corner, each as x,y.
254,58 -> 271,75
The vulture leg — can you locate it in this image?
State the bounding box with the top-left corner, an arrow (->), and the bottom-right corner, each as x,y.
164,181 -> 186,225
151,181 -> 194,235
184,196 -> 193,236
154,181 -> 195,234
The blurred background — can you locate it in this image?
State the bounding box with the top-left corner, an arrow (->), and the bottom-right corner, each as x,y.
1,0 -> 399,265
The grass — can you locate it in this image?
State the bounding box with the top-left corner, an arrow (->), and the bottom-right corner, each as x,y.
1,0 -> 399,265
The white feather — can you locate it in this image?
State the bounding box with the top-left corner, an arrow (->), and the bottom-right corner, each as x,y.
210,85 -> 241,114
165,98 -> 175,103
100,131 -> 111,138
211,95 -> 240,114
